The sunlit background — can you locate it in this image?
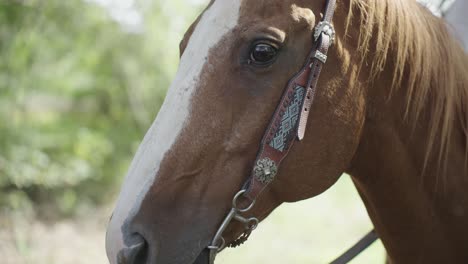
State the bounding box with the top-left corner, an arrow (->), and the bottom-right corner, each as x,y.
0,0 -> 461,263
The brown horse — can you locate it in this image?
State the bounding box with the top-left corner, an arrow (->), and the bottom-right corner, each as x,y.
105,0 -> 468,263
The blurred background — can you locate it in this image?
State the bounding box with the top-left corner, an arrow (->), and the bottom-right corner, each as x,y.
0,0 -> 461,263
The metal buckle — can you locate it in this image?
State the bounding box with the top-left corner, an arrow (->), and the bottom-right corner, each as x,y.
314,21 -> 335,45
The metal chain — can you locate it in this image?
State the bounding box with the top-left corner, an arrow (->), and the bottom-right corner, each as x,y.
227,229 -> 253,248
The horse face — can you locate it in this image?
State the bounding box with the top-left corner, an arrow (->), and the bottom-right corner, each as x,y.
106,0 -> 365,263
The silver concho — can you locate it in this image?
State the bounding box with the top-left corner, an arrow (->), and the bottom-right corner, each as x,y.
253,158 -> 278,184
314,21 -> 336,45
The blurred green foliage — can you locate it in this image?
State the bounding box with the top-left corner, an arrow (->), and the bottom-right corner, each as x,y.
0,0 -> 204,216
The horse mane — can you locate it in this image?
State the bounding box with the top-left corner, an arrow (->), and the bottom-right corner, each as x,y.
345,0 -> 468,168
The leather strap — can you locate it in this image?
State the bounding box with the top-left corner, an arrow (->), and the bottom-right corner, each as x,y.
244,46 -> 318,200
298,0 -> 336,140
297,35 -> 331,140
244,0 -> 337,202
330,230 -> 379,264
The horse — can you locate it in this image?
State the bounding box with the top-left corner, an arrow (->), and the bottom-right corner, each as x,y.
105,0 -> 468,263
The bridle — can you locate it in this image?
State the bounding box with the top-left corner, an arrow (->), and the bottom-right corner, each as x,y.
207,0 -> 378,263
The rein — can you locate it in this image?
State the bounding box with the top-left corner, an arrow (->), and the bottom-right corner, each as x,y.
207,0 -> 379,262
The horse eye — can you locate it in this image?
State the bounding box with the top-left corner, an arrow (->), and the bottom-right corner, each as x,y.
250,43 -> 278,65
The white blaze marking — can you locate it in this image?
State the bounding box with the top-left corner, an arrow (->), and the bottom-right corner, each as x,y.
106,0 -> 242,262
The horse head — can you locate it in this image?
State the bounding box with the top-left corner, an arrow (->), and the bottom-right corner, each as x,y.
105,0 -> 461,263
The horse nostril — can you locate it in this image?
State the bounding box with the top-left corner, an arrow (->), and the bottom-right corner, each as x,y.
117,233 -> 148,264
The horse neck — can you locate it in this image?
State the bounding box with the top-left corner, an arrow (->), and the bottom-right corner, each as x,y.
345,42 -> 468,264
